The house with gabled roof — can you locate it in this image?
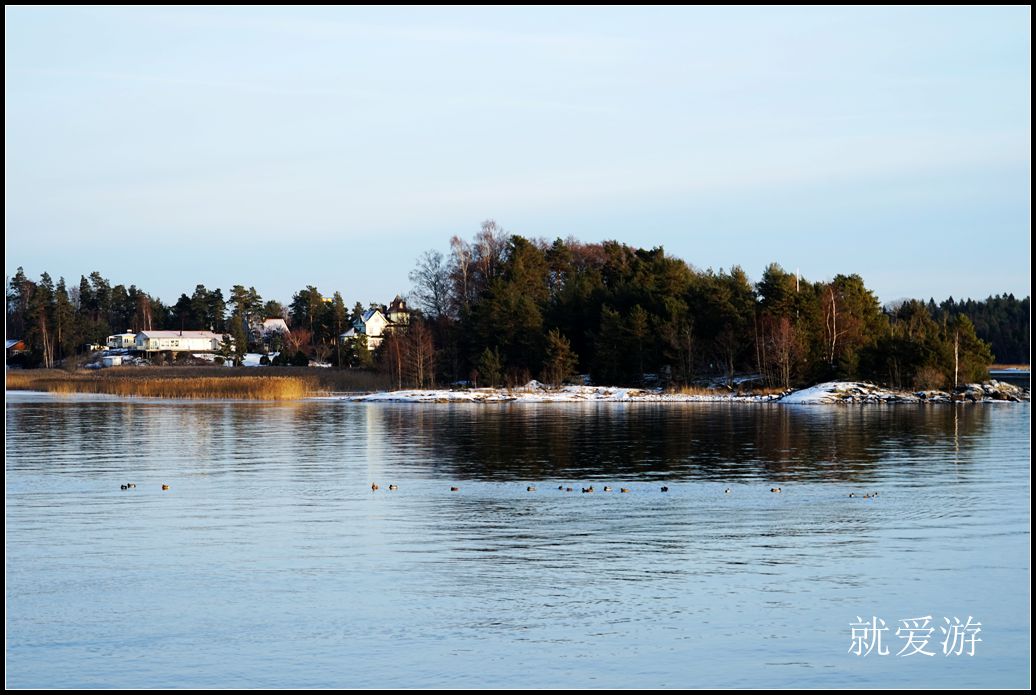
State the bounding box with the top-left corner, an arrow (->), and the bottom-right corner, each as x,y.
340,296 -> 410,351
251,317 -> 290,347
259,317 -> 290,338
6,339 -> 27,357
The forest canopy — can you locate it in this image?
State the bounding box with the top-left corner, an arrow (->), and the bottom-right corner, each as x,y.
406,222 -> 1019,390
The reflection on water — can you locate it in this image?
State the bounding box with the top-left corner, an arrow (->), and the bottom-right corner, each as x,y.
7,398 -> 998,482
5,394 -> 1030,688
388,404 -> 996,482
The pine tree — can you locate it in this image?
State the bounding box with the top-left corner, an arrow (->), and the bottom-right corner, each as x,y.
231,315 -> 248,365
331,292 -> 348,367
542,329 -> 578,387
477,347 -> 503,388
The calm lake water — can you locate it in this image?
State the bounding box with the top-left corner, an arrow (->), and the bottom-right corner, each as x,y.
5,393 -> 1030,688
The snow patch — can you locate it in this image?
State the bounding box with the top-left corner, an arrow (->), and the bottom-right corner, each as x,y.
348,380 -> 1028,405
348,384 -> 782,404
242,353 -> 277,367
780,381 -> 914,404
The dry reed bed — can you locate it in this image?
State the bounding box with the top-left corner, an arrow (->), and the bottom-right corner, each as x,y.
672,384 -> 786,397
6,372 -> 308,400
6,368 -> 391,400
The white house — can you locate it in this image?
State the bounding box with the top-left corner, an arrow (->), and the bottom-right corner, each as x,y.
339,296 -> 410,352
341,308 -> 390,350
134,330 -> 225,353
106,332 -> 137,349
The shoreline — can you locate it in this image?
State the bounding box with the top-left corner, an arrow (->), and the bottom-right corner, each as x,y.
5,371 -> 1029,404
341,379 -> 1029,404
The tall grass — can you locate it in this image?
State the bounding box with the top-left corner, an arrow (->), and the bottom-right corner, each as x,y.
670,383 -> 786,397
5,367 -> 391,400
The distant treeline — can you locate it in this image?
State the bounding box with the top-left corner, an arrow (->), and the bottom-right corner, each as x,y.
4,268 -> 374,369
5,222 -> 1029,390
923,295 -> 1029,365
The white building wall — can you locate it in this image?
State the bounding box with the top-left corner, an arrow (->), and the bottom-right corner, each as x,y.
135,335 -> 222,352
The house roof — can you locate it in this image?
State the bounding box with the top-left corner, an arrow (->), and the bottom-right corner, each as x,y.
260,318 -> 290,335
361,308 -> 385,323
137,331 -> 223,340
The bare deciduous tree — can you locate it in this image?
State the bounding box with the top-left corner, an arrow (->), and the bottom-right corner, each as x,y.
284,327 -> 312,357
404,319 -> 436,388
409,250 -> 452,319
764,315 -> 800,389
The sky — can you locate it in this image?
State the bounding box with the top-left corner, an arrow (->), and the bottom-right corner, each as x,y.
5,6 -> 1031,308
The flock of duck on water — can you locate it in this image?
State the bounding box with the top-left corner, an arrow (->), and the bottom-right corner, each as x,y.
368,483 -> 880,498
118,482 -> 878,500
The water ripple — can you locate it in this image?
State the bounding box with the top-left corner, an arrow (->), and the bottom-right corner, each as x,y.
5,394 -> 1030,688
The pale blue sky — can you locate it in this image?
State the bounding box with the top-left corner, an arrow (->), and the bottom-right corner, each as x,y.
5,6 -> 1030,307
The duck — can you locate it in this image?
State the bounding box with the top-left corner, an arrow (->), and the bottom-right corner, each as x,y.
565,487 -> 573,492
557,485 -> 564,490
603,486 -> 612,492
120,484 -> 128,490
724,488 -> 731,494
388,484 -> 398,491
848,492 -> 856,498
770,487 -> 781,493
582,486 -> 594,493
450,486 -> 460,492
371,483 -> 379,491
620,487 -> 630,493
660,486 -> 669,493
161,484 -> 170,491
527,486 -> 536,492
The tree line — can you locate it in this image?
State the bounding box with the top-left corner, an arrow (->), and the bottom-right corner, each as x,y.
407,221 -> 1026,390
6,223 -> 1028,389
923,294 -> 1029,365
5,268 -> 402,370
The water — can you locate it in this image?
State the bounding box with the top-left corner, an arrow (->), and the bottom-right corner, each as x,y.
5,393 -> 1030,687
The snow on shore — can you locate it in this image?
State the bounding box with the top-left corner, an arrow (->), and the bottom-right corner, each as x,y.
779,381 -> 905,404
780,380 -> 1028,404
350,380 -> 780,403
345,379 -> 1028,404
